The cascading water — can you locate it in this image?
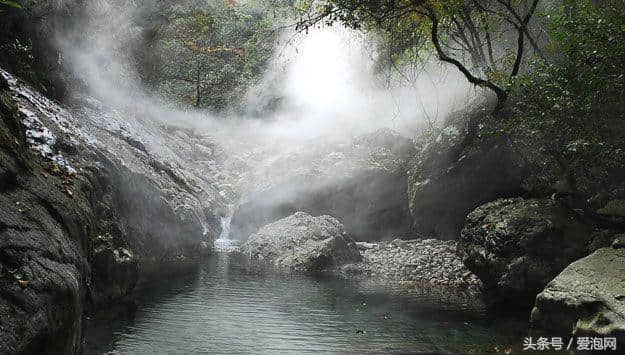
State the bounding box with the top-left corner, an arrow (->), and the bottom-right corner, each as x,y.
218,214 -> 232,240
214,206 -> 237,252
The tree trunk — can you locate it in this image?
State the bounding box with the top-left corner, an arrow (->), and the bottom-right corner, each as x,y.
428,10 -> 508,112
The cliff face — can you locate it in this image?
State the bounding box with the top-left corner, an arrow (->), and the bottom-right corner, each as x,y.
0,69 -> 226,354
230,129 -> 416,242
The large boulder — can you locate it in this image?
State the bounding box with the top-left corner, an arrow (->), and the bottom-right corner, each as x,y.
240,212 -> 362,273
408,108 -> 526,239
457,197 -> 592,308
531,244 -> 625,344
231,129 -> 416,241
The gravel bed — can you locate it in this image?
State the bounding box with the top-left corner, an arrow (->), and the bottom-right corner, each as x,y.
340,238 -> 483,294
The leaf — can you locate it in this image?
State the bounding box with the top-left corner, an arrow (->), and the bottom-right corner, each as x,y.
0,0 -> 23,9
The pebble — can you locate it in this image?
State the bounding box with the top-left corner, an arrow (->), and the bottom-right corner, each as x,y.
346,238 -> 482,292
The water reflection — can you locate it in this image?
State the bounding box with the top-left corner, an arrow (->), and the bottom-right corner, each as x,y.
86,254 -> 526,354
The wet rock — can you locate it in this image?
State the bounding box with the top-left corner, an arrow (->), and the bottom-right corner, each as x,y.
241,212 -> 362,273
0,68 -> 225,354
458,197 -> 592,308
407,108 -> 526,239
531,246 -> 625,344
231,129 -> 416,241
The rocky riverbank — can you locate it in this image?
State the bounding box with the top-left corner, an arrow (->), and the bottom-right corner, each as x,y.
345,238 -> 482,292
238,212 -> 483,308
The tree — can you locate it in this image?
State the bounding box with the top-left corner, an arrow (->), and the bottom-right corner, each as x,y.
505,0 -> 625,200
145,1 -> 279,111
296,0 -> 544,112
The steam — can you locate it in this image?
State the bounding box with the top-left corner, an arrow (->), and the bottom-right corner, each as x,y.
55,0 -> 479,218
58,1 -> 475,138
247,27 -> 474,142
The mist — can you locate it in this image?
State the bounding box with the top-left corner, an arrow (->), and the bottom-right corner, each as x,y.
54,0 -> 480,221
58,1 -> 475,138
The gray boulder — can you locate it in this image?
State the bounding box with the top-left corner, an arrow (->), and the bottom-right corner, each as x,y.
457,197 -> 592,308
531,246 -> 625,344
408,108 -> 526,239
241,212 -> 362,273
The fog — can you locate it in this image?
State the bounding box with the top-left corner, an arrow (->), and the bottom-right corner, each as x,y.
58,1 -> 475,141
55,0 -> 479,232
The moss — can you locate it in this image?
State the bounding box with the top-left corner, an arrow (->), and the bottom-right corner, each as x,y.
0,90 -> 17,115
0,125 -> 18,150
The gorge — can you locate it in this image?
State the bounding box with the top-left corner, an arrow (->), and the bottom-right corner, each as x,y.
1,1 -> 624,354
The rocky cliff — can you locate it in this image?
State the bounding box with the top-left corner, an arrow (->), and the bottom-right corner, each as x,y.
0,68 -> 227,354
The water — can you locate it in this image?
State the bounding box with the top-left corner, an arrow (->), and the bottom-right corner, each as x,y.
85,254 -> 529,354
214,210 -> 237,252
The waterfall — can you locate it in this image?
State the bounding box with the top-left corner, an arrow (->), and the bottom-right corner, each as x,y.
214,206 -> 236,252
218,214 -> 232,240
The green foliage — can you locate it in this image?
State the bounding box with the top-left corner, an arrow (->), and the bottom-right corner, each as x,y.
296,0 -> 543,109
0,0 -> 23,11
506,1 -> 625,195
148,1 -> 284,112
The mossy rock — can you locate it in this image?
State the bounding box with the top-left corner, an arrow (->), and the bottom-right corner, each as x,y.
0,89 -> 17,115
597,199 -> 625,217
0,125 -> 18,150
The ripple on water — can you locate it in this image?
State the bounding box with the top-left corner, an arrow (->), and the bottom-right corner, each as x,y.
86,254 -> 527,354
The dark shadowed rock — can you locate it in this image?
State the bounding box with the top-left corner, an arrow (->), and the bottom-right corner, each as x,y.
231,129 -> 416,241
531,246 -> 625,344
407,108 -> 526,239
457,197 -> 592,308
0,68 -> 225,354
240,212 -> 362,273
596,199 -> 625,229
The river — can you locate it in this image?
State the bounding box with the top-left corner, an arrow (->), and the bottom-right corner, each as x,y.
85,252 -> 528,354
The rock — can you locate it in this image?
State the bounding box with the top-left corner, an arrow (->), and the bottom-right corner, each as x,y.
240,212 -> 362,273
0,68 -> 226,354
457,197 -> 592,308
596,199 -> 625,228
355,242 -> 377,250
391,238 -> 409,249
231,129 -> 416,241
612,234 -> 625,249
531,247 -> 625,344
340,263 -> 364,276
597,199 -> 625,217
407,108 -> 526,239
588,229 -> 621,253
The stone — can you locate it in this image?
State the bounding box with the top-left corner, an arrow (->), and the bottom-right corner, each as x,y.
531,247 -> 625,344
612,234 -> 625,249
240,212 -> 362,273
597,200 -> 625,217
457,197 -> 592,308
407,108 -> 526,240
355,242 -> 377,250
391,238 -> 409,249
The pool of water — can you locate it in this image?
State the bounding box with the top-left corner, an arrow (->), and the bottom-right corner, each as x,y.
85,253 -> 528,354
